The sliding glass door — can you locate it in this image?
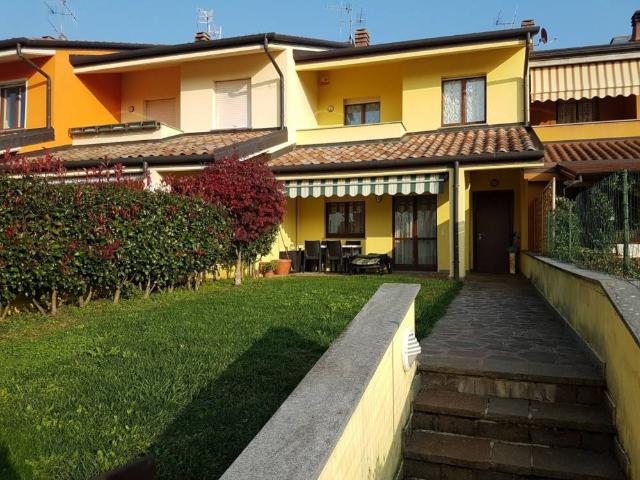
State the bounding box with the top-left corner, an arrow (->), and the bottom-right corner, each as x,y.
393,195 -> 437,271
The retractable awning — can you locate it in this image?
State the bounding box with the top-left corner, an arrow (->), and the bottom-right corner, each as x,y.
530,59 -> 640,102
283,173 -> 447,199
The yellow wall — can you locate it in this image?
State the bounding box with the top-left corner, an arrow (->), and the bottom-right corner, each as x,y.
318,302 -> 417,480
1,50 -> 122,153
120,66 -> 181,126
534,119 -> 640,142
522,255 -> 639,480
296,45 -> 526,133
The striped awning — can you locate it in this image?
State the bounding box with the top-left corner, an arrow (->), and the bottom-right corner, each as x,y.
530,59 -> 640,102
283,174 -> 447,198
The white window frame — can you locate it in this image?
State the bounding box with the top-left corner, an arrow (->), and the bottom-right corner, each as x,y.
0,79 -> 28,130
214,79 -> 252,130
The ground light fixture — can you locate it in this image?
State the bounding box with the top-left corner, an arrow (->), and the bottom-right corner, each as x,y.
402,329 -> 421,371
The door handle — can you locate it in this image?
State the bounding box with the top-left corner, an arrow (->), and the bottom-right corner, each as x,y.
477,233 -> 484,241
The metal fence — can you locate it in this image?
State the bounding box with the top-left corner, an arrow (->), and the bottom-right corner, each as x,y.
545,170 -> 640,286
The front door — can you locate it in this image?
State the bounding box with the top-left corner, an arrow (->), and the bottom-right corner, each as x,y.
473,191 -> 513,273
393,195 -> 437,271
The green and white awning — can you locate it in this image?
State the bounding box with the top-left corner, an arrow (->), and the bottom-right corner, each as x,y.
283,174 -> 447,199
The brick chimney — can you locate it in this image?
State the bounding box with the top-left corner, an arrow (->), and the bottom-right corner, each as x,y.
354,28 -> 370,48
632,10 -> 640,42
194,31 -> 211,42
520,19 -> 535,28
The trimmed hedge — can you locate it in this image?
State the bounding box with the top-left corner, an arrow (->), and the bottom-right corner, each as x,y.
0,176 -> 232,316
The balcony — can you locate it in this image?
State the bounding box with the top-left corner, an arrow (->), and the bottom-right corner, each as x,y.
0,127 -> 55,151
295,121 -> 406,146
533,119 -> 640,142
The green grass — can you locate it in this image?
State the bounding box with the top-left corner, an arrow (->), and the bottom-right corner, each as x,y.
0,275 -> 460,480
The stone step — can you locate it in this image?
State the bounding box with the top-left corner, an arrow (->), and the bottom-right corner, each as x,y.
419,356 -> 605,405
413,390 -> 614,451
404,430 -> 625,480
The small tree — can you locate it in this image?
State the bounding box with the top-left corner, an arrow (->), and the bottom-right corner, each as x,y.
171,155 -> 286,286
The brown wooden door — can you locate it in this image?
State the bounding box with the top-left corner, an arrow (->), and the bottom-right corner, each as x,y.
473,191 -> 513,273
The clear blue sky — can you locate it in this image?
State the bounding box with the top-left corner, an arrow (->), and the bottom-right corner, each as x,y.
1,0 -> 638,50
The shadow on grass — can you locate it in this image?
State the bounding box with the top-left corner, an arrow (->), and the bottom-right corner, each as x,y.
150,327 -> 325,480
0,444 -> 19,480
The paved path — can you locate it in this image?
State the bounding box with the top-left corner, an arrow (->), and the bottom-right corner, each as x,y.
420,274 -> 598,375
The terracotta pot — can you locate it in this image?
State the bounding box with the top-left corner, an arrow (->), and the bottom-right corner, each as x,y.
264,271 -> 275,278
275,259 -> 292,275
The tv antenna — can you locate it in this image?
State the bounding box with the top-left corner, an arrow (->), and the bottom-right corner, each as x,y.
44,0 -> 77,39
196,7 -> 222,40
327,2 -> 365,43
495,7 -> 517,29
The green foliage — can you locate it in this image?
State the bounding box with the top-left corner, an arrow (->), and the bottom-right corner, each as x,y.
548,197 -> 582,261
577,188 -> 615,251
0,177 -> 232,313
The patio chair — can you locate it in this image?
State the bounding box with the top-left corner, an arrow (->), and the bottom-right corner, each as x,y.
325,240 -> 344,273
303,240 -> 322,272
345,240 -> 362,256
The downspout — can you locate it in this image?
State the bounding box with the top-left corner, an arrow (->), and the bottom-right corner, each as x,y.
16,43 -> 52,129
523,32 -> 531,125
263,36 -> 285,130
453,161 -> 460,281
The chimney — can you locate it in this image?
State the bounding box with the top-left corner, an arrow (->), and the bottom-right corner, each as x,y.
521,19 -> 535,28
194,31 -> 211,42
354,28 -> 370,48
632,10 -> 640,42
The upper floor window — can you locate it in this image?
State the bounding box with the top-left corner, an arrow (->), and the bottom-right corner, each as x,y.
144,98 -> 178,128
344,100 -> 380,126
442,77 -> 486,126
556,99 -> 598,124
215,79 -> 251,129
1,83 -> 26,130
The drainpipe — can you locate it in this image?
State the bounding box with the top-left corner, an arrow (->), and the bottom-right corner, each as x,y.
453,161 -> 460,281
16,43 -> 52,129
263,36 -> 285,130
523,32 -> 531,125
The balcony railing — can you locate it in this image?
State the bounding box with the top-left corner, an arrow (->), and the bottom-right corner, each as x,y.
296,121 -> 406,146
533,119 -> 640,142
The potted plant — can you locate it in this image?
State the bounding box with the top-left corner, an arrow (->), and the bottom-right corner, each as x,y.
260,261 -> 275,278
275,257 -> 292,276
507,233 -> 520,275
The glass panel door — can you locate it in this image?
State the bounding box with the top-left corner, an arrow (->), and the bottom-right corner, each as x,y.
393,195 -> 437,270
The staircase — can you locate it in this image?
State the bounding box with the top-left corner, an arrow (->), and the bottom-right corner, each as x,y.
403,360 -> 627,480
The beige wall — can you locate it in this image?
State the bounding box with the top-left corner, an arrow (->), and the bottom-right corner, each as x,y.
120,66 -> 181,126
180,51 -> 286,133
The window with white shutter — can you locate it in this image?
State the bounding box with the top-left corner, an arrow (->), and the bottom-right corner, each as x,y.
144,98 -> 178,128
215,79 -> 251,129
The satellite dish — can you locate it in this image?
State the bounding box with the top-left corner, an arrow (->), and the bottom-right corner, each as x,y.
540,28 -> 549,44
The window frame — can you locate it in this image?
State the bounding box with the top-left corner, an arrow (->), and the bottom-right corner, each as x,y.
0,81 -> 27,131
325,200 -> 366,239
441,76 -> 487,127
344,101 -> 381,126
556,98 -> 599,124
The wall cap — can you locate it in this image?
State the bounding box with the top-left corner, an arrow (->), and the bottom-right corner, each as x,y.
524,253 -> 640,348
220,283 -> 420,480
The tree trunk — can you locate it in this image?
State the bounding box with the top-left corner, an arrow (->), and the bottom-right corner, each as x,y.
113,286 -> 121,304
51,289 -> 58,315
144,279 -> 152,299
235,249 -> 242,286
0,303 -> 9,321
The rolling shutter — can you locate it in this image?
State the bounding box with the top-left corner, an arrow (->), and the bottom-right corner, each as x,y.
144,98 -> 178,128
215,79 -> 250,129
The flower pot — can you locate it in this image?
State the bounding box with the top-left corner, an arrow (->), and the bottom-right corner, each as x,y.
275,259 -> 292,276
264,271 -> 274,278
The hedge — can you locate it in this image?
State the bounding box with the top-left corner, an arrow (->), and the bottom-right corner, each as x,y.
0,176 -> 232,317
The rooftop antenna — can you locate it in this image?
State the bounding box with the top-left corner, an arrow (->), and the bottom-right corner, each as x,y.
196,7 -> 222,40
44,0 -> 77,40
495,7 -> 517,29
326,2 -> 365,43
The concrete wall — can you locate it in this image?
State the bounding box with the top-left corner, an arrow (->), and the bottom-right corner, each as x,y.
522,254 -> 640,480
220,283 -> 420,480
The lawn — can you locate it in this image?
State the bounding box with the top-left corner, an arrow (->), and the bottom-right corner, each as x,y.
0,275 -> 460,480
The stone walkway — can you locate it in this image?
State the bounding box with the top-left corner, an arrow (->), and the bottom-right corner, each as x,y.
420,274 -> 600,379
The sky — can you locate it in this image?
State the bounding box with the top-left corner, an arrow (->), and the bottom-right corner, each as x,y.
0,0 -> 639,50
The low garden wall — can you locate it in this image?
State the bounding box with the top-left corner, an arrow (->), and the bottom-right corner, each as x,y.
220,283 -> 421,480
522,253 -> 640,480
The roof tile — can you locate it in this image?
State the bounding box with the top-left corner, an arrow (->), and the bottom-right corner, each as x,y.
544,138 -> 640,163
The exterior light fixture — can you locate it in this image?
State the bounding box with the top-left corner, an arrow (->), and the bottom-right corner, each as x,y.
128,106 -> 135,113
328,105 -> 335,112
402,329 -> 421,372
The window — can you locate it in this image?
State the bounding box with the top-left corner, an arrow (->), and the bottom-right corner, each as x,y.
1,83 -> 26,130
556,99 -> 598,124
215,79 -> 251,129
144,98 -> 178,128
326,201 -> 365,238
344,101 -> 380,126
442,77 -> 486,126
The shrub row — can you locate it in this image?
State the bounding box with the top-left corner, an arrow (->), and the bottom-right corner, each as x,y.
0,176 -> 232,317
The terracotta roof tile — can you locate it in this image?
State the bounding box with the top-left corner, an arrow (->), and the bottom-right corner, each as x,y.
544,137 -> 640,164
270,126 -> 540,169
25,129 -> 281,163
